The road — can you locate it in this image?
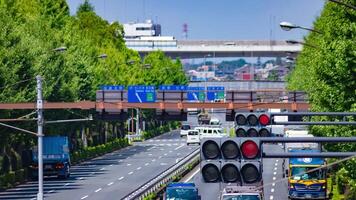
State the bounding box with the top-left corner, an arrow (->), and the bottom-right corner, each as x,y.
184,143 -> 288,200
0,130 -> 198,200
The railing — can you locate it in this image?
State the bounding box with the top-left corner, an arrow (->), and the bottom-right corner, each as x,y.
122,148 -> 200,200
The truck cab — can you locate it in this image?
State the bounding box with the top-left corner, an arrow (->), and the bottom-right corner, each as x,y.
165,182 -> 200,200
286,149 -> 327,200
220,186 -> 263,200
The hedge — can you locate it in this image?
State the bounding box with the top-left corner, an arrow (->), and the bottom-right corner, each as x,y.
142,122 -> 180,140
71,138 -> 129,164
0,169 -> 27,190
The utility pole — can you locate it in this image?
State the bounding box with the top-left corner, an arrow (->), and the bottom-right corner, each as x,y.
36,75 -> 44,200
136,108 -> 140,135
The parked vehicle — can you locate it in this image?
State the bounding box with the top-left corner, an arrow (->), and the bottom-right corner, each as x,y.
180,124 -> 191,137
30,136 -> 71,179
220,186 -> 263,200
165,182 -> 201,200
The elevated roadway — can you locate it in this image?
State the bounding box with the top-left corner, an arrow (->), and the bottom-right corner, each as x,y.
127,40 -> 302,59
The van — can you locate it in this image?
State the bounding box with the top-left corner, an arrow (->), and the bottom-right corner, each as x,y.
180,124 -> 191,137
194,126 -> 226,139
186,130 -> 200,145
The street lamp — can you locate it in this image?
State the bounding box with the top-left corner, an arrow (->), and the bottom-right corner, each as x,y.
280,21 -> 323,34
286,40 -> 318,49
52,46 -> 67,52
98,53 -> 108,59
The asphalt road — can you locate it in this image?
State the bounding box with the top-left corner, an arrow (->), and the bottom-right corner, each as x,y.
0,130 -> 198,200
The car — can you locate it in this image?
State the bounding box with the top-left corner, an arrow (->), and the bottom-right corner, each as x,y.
180,124 -> 191,137
187,130 -> 200,145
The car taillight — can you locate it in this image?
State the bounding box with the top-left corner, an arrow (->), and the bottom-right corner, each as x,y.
30,164 -> 38,169
55,163 -> 65,169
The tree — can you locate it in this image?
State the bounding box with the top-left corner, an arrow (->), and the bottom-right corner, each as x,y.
77,0 -> 94,14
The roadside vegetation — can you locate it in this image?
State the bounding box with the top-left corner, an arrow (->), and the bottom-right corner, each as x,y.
287,1 -> 356,198
0,0 -> 187,189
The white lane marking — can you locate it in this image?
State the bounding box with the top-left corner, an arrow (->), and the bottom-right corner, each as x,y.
107,182 -> 114,186
145,163 -> 149,166
169,150 -> 172,153
91,172 -> 95,175
269,195 -> 274,200
271,188 -> 275,193
128,171 -> 134,175
272,183 -> 276,186
31,198 -> 36,200
160,163 -> 168,165
137,167 -> 141,170
164,153 -> 168,156
95,188 -> 102,193
177,153 -> 181,156
275,163 -> 278,166
158,156 -> 162,159
152,159 -> 156,162
48,190 -> 54,193
118,176 -> 124,180
274,167 -> 277,170
100,167 -> 105,170
110,164 -> 113,167
184,168 -> 200,183
127,163 -> 131,166
276,159 -> 279,162
273,171 -> 277,175
174,144 -> 185,150
81,195 -> 89,200
64,183 -> 70,186
79,177 -> 84,180
160,148 -> 164,151
273,177 -> 276,180
148,153 -> 152,156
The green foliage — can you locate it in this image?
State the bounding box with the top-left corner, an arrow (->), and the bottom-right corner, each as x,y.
77,0 -> 94,14
288,1 -> 356,194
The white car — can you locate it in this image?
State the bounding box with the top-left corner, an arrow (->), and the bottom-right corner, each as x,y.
186,130 -> 200,145
180,124 -> 191,137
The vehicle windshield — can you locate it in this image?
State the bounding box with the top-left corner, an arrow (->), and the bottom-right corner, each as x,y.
188,131 -> 198,136
291,167 -> 324,180
181,125 -> 191,130
166,188 -> 197,200
222,194 -> 260,200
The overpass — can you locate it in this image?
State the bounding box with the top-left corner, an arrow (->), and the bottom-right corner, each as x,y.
126,40 -> 302,59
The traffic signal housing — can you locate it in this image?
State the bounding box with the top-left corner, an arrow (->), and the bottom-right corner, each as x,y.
200,138 -> 262,185
235,113 -> 271,137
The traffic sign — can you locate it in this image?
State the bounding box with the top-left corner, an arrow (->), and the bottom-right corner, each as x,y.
187,87 -> 205,101
159,85 -> 188,91
207,86 -> 225,101
128,85 -> 156,103
100,85 -> 125,90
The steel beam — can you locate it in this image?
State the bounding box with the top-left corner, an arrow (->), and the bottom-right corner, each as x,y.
260,137 -> 356,143
274,121 -> 356,125
263,152 -> 356,158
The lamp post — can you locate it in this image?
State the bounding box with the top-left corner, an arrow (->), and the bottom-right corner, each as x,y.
280,21 -> 323,34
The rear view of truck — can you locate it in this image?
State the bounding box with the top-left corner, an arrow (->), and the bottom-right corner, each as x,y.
30,136 -> 71,179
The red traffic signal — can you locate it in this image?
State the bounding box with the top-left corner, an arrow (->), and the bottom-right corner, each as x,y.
241,140 -> 260,159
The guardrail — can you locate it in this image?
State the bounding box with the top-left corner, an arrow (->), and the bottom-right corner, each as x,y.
123,148 -> 200,200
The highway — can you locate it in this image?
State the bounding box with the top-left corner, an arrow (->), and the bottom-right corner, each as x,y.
0,130 -> 198,200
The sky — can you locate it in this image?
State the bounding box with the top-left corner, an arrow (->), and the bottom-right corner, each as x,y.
66,0 -> 325,41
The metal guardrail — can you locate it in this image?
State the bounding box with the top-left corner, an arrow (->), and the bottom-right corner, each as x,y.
123,148 -> 200,200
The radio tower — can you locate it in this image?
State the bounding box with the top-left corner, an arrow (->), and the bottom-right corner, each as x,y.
183,23 -> 188,39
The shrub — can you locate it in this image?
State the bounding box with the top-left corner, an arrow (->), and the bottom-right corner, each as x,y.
336,168 -> 348,194
15,169 -> 25,183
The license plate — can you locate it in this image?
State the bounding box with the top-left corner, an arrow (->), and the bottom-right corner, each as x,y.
45,165 -> 52,169
305,194 -> 312,198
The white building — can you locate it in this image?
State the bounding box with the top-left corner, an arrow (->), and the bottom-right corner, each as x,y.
123,20 -> 161,39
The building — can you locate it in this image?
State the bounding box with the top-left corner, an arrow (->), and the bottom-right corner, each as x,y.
123,19 -> 161,39
234,64 -> 255,80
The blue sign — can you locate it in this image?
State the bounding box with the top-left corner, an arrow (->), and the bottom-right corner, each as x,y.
207,86 -> 225,101
100,85 -> 125,90
187,87 -> 205,101
159,85 -> 188,91
128,85 -> 156,103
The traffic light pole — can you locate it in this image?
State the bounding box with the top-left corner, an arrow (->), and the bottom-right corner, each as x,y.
263,152 -> 356,158
36,75 -> 44,200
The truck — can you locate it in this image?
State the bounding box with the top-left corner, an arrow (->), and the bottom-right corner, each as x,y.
165,182 -> 201,200
197,111 -> 210,125
286,149 -> 328,200
220,186 -> 263,200
30,136 -> 71,179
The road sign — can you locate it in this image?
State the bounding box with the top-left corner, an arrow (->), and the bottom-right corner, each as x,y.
100,85 -> 125,90
207,86 -> 225,101
187,87 -> 205,101
159,85 -> 188,91
128,85 -> 156,103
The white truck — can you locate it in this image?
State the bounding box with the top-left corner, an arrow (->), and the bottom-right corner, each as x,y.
284,129 -> 319,151
220,186 -> 263,200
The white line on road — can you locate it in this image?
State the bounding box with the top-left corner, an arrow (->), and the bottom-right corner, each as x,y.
169,150 -> 172,153
158,156 -> 162,159
48,190 -> 54,193
184,168 -> 200,183
145,163 -> 149,166
64,183 -> 70,186
137,167 -> 142,170
100,167 -> 105,170
110,164 -> 113,167
164,153 -> 168,156
174,144 -> 184,150
118,176 -> 124,180
269,195 -> 274,200
271,188 -> 275,193
275,163 -> 278,166
79,177 -> 84,180
273,171 -> 277,175
81,195 -> 89,199
274,167 -> 277,170
272,183 -> 276,186
160,163 -> 168,165
148,153 -> 152,156
273,177 -> 276,180
276,159 -> 279,162
127,163 -> 131,166
128,171 -> 134,175
107,182 -> 114,186
152,159 -> 156,162
95,188 -> 102,193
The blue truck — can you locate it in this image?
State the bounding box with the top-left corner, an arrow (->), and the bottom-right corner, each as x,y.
30,136 -> 71,179
165,182 -> 201,200
286,149 -> 327,200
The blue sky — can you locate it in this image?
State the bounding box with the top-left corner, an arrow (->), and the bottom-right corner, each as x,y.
67,0 -> 325,41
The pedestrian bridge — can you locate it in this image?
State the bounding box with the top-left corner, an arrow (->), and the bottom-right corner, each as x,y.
126,40 -> 302,59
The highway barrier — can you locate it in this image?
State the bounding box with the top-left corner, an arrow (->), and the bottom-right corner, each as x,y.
122,148 -> 200,200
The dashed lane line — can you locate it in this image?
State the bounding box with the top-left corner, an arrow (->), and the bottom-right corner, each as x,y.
269,195 -> 274,200
174,144 -> 185,150
128,171 -> 134,175
271,188 -> 275,193
107,182 -> 114,186
273,177 -> 276,180
273,171 -> 277,175
95,188 -> 102,193
274,167 -> 277,170
137,167 -> 142,170
145,163 -> 149,166
118,176 -> 124,180
81,195 -> 89,199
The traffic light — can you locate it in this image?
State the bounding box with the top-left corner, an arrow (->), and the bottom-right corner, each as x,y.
200,138 -> 262,185
235,113 -> 271,137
